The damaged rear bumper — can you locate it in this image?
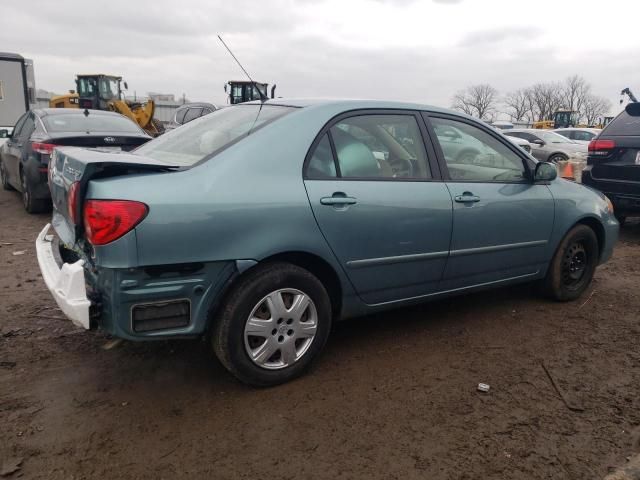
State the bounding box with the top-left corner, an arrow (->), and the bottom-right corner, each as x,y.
36,223 -> 91,329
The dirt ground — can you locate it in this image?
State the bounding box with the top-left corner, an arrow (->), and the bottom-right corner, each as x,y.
1,186 -> 640,480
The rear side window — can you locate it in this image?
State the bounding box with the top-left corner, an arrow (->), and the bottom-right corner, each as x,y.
135,105 -> 295,166
43,114 -> 143,133
175,107 -> 188,124
306,114 -> 431,180
602,112 -> 640,136
183,108 -> 202,124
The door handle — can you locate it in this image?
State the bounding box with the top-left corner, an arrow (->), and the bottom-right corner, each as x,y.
454,193 -> 480,203
320,193 -> 357,206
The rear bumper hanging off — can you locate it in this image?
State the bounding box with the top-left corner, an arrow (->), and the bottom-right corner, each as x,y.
36,223 -> 91,329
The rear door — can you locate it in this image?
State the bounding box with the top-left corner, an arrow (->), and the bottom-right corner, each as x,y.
426,114 -> 554,290
304,110 -> 453,305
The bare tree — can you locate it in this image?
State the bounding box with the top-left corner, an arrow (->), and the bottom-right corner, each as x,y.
582,94 -> 612,126
528,82 -> 564,121
504,89 -> 531,122
561,75 -> 591,116
452,84 -> 498,120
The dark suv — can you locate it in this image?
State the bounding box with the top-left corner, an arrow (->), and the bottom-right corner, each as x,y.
582,103 -> 640,224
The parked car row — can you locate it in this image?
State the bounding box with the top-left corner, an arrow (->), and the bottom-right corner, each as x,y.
34,99 -> 618,386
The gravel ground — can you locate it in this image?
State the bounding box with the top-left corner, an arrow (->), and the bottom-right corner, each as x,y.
1,185 -> 640,479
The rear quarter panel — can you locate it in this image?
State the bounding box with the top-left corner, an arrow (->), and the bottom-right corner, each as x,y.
85,104 -> 360,297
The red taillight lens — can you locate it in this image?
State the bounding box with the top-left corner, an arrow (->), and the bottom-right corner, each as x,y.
83,200 -> 148,246
588,139 -> 615,156
68,182 -> 80,224
32,142 -> 56,155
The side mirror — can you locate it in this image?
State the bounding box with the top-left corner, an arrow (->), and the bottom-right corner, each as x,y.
123,81 -> 128,90
534,162 -> 557,182
530,138 -> 545,146
625,102 -> 640,117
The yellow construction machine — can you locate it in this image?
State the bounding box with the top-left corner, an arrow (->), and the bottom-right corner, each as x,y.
49,74 -> 162,136
532,110 -> 582,129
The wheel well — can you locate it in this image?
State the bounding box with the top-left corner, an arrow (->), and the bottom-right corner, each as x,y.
261,252 -> 343,319
576,217 -> 605,259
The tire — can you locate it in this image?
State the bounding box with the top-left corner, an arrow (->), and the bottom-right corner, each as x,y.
543,224 -> 599,301
0,159 -> 13,191
212,262 -> 332,387
548,153 -> 568,164
20,169 -> 50,214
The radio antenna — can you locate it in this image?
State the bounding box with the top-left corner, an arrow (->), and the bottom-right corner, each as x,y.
217,35 -> 267,102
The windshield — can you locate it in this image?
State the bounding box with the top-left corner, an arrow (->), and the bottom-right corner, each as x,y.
135,105 -> 294,166
99,77 -> 120,100
43,113 -> 143,133
537,131 -> 575,143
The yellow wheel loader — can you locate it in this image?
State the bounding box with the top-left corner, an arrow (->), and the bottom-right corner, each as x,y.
49,75 -> 162,136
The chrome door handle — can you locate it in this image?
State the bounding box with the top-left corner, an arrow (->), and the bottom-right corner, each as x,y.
454,193 -> 480,203
320,195 -> 357,206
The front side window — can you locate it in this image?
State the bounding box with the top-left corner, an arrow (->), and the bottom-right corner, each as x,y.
321,114 -> 431,179
135,104 -> 295,166
99,77 -> 119,100
77,77 -> 96,97
431,117 -> 527,183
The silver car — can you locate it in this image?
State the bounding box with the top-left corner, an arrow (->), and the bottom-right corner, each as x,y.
554,128 -> 601,144
504,129 -> 587,163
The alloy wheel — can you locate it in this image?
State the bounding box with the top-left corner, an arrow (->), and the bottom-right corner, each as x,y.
243,288 -> 318,370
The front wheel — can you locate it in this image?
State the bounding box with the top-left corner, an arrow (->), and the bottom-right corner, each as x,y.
543,225 -> 599,301
212,262 -> 332,387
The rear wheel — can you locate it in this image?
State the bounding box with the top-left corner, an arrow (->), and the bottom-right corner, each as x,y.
543,224 -> 599,301
0,159 -> 13,191
20,169 -> 49,214
212,262 -> 332,387
549,153 -> 568,164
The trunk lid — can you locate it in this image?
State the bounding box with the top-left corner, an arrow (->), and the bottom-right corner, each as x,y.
49,146 -> 179,246
588,135 -> 640,183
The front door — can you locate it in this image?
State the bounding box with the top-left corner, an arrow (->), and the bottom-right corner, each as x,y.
427,115 -> 554,291
304,111 -> 452,305
2,113 -> 29,187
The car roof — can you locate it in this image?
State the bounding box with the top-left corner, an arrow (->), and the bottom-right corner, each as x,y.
555,127 -> 601,132
177,102 -> 217,110
243,97 -> 469,117
33,108 -> 126,118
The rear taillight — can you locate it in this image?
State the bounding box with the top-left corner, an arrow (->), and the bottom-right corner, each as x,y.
588,139 -> 615,156
32,142 -> 56,155
68,182 -> 80,224
83,200 -> 148,246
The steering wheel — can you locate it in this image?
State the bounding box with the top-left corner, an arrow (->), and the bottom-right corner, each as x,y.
387,155 -> 414,177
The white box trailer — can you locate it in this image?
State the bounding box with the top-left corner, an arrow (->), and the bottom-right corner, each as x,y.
0,52 -> 36,128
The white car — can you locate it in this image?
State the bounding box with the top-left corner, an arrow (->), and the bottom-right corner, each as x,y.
0,127 -> 13,148
554,128 -> 601,144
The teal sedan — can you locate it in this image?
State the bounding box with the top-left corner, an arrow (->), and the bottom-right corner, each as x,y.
36,99 -> 618,386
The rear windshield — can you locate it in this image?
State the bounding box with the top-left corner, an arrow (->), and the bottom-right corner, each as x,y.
135,104 -> 294,166
43,113 -> 143,134
602,111 -> 640,136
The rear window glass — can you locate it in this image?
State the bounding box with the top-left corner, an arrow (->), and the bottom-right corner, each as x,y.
43,113 -> 143,133
135,105 -> 295,166
603,111 -> 640,136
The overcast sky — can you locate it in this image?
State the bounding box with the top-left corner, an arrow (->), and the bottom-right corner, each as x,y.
2,0 -> 638,115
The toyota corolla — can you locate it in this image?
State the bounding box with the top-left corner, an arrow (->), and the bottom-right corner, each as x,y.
36,99 -> 618,386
